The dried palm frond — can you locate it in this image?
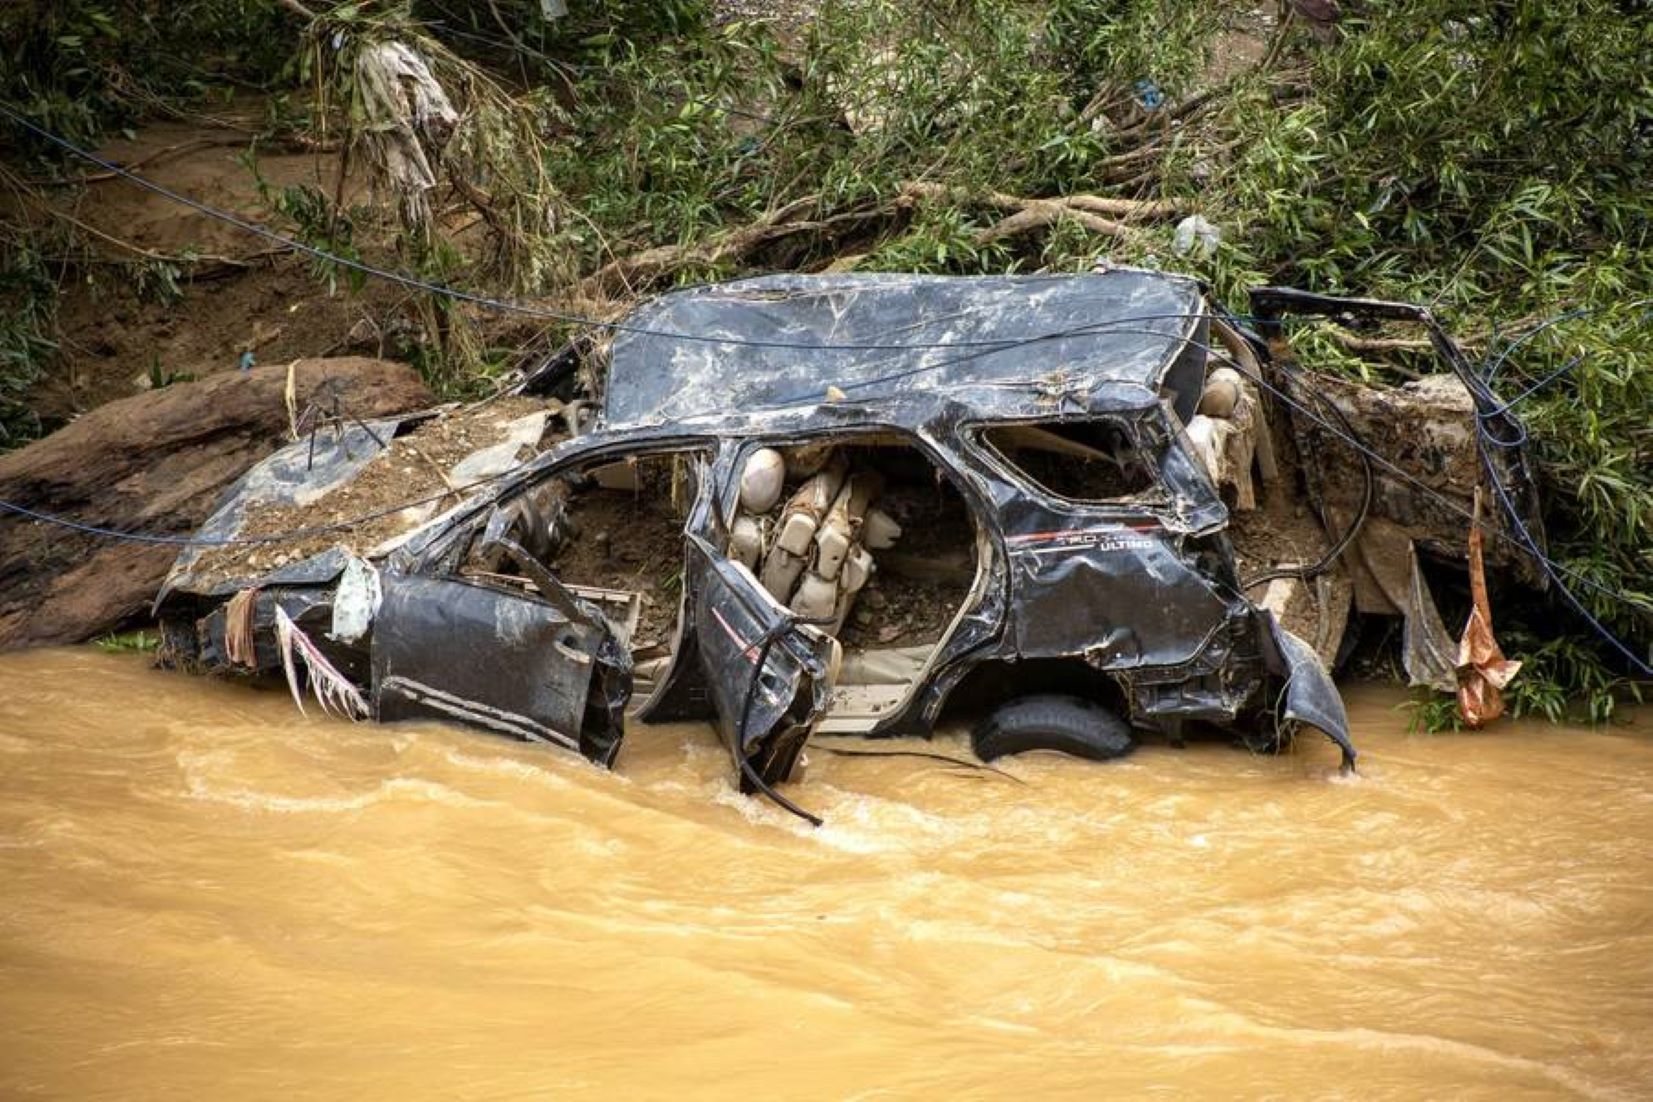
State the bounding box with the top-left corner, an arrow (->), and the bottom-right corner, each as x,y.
274,605 -> 371,721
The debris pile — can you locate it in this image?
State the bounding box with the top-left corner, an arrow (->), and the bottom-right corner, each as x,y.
185,395 -> 560,589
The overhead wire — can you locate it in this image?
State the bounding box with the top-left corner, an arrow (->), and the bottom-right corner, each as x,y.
1266,345 -> 1635,669
1237,387 -> 1374,591
0,103 -> 1152,355
1110,327 -> 1626,591
1467,302 -> 1653,676
1060,324 -> 1648,672
0,306 -> 1219,549
0,103 -> 1274,394
0,301 -> 1218,550
3,313 -> 1642,667
0,470 -> 499,547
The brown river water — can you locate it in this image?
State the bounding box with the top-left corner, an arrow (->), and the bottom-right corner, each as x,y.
1,647 -> 1649,1099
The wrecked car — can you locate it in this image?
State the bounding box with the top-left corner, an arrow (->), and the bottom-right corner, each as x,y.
157,269 -> 1541,818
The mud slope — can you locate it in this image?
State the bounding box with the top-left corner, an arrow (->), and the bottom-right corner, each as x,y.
28,115 -> 403,427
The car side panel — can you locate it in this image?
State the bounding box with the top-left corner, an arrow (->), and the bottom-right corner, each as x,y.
1001,523 -> 1232,664
684,534 -> 835,787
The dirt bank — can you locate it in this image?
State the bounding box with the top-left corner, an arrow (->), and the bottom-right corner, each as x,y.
23,113 -> 404,428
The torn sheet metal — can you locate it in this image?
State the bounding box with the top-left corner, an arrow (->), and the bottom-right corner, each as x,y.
1260,611 -> 1356,773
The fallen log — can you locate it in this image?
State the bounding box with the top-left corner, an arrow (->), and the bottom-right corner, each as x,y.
574,184 -> 1185,296
578,194 -> 902,297
0,358 -> 432,649
897,182 -> 1188,220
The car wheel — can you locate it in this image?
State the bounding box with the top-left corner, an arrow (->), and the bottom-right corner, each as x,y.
971,694 -> 1136,763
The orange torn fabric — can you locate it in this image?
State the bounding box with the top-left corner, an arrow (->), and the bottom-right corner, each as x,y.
1456,491 -> 1521,727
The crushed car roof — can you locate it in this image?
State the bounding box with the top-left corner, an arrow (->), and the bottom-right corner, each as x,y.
602,270 -> 1207,426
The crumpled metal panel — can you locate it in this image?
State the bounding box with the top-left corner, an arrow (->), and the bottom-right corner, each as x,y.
1259,610 -> 1356,772
603,270 -> 1205,426
1006,529 -> 1233,665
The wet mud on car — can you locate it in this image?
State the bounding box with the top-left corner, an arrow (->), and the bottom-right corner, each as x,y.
154,270 -> 1544,822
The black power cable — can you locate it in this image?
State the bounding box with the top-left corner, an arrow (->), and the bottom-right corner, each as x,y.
733,620 -> 828,827
5,101 -> 1643,668
1239,385 -> 1373,591
0,102 -> 1196,357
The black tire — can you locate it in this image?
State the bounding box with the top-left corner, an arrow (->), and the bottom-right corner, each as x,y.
972,694 -> 1136,763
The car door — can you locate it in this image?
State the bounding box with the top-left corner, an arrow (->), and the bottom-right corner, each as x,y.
371,530 -> 631,768
682,530 -> 838,800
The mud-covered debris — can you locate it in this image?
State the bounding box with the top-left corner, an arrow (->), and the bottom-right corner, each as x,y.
184,395 -> 557,588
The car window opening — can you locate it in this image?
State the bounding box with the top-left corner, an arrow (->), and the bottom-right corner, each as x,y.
982,419 -> 1159,502
730,437 -> 986,733
462,451 -> 700,691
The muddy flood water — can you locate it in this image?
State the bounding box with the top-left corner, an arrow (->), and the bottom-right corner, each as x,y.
1,648 -> 1649,1099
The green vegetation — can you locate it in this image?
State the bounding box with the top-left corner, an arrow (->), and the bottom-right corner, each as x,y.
0,1 -> 289,146
93,628 -> 158,653
0,229 -> 62,446
1,0 -> 1648,715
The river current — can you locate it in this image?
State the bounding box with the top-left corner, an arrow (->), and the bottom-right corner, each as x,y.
2,647 -> 1649,1098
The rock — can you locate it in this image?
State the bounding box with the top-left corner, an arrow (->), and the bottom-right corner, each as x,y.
0,358 -> 432,649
